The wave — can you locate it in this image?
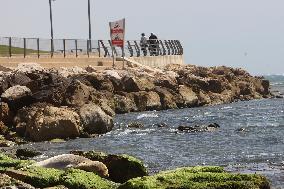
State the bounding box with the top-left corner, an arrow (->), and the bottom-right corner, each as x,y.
137,113 -> 159,119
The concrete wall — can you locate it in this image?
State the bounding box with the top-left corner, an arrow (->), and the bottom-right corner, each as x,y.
130,55 -> 184,68
0,55 -> 184,69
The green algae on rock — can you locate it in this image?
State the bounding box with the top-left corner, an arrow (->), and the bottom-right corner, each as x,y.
0,153 -> 33,169
71,151 -> 148,183
0,153 -> 118,189
118,166 -> 270,189
61,169 -> 118,189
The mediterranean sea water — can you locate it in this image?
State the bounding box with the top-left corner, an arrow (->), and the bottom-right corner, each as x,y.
22,75 -> 284,188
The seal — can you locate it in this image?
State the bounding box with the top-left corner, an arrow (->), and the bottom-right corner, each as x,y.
34,154 -> 109,178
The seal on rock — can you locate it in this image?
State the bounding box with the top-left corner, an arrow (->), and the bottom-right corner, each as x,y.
34,154 -> 109,178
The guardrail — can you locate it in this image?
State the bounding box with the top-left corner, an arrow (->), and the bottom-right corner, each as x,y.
0,37 -> 183,58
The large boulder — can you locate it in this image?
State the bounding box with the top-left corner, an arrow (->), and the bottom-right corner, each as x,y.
1,85 -> 33,112
178,85 -> 198,107
114,94 -> 137,114
133,91 -> 161,111
154,77 -> 178,91
78,103 -> 113,135
72,74 -> 114,92
0,102 -> 13,126
14,104 -> 81,141
31,73 -> 71,106
63,80 -> 96,107
71,151 -> 148,183
122,76 -> 155,92
154,87 -> 177,110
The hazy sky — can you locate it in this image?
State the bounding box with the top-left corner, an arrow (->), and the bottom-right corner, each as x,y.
0,0 -> 284,75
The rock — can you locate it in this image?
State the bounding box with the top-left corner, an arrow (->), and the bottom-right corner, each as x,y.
4,166 -> 115,189
154,77 -> 178,91
78,103 -> 113,135
238,81 -> 255,96
55,67 -> 87,78
0,102 -> 13,126
85,65 -> 97,73
178,85 -> 198,107
0,121 -> 9,135
15,105 -> 81,141
103,70 -> 122,80
155,122 -> 168,128
31,73 -> 71,106
73,74 -> 114,92
109,76 -> 125,92
0,65 -> 12,72
197,91 -> 211,106
127,122 -> 144,128
154,87 -> 177,109
122,76 -> 155,92
178,123 -> 220,133
34,154 -> 109,178
1,85 -> 31,100
6,72 -> 33,88
0,173 -> 35,189
118,166 -> 271,189
71,151 -> 148,183
16,63 -> 44,73
133,91 -> 161,111
1,85 -> 33,112
63,80 -> 96,107
43,186 -> 68,189
236,127 -> 248,132
16,149 -> 42,160
114,94 -> 137,114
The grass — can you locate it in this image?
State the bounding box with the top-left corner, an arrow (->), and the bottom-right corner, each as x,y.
0,45 -> 47,57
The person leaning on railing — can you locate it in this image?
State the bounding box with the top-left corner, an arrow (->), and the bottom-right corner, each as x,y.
149,33 -> 158,56
140,33 -> 148,56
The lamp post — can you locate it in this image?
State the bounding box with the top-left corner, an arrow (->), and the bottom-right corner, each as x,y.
49,0 -> 55,57
88,0 -> 92,52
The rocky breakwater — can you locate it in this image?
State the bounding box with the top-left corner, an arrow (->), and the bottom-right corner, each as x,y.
0,63 -> 271,142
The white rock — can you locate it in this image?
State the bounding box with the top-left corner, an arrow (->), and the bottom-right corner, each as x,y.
16,63 -> 44,73
1,85 -> 31,100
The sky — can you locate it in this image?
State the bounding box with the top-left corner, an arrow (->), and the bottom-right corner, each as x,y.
0,0 -> 284,75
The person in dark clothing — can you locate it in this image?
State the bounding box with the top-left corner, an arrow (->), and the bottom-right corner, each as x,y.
149,33 -> 158,56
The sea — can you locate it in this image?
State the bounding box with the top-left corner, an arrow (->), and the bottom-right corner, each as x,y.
22,75 -> 284,188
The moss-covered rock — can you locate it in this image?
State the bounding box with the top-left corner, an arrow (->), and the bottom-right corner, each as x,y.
0,153 -> 119,189
71,151 -> 148,183
0,153 -> 33,169
0,173 -> 35,189
118,166 -> 270,189
60,169 -> 118,189
20,166 -> 63,188
16,148 -> 42,160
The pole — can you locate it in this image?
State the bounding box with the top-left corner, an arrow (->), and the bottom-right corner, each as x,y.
49,0 -> 54,57
122,47 -> 125,69
111,45 -> 115,68
88,0 -> 92,52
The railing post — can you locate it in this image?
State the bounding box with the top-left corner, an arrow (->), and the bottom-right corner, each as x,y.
75,39 -> 78,58
50,39 -> 54,58
23,38 -> 26,58
37,38 -> 40,58
98,40 -> 101,57
63,39 -> 66,58
87,40 -> 90,57
8,37 -> 12,57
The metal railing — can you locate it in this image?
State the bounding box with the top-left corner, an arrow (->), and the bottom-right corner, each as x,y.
0,37 -> 183,58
